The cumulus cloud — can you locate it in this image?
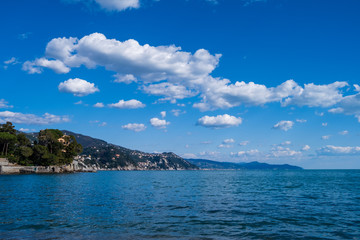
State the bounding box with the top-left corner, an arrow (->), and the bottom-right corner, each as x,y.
197,114 -> 242,129
302,145 -> 311,151
23,58 -> 70,74
114,73 -> 137,84
218,144 -> 232,148
143,82 -> 197,103
328,87 -> 360,122
26,33 -> 220,84
122,123 -> 146,132
93,102 -> 105,108
108,99 -> 145,109
0,99 -> 12,109
193,78 -> 302,111
160,111 -> 166,118
223,138 -> 235,144
317,145 -> 360,156
282,82 -> 348,107
150,118 -> 170,129
24,33 -> 357,112
171,109 -> 186,117
93,0 -> 139,11
322,122 -> 328,127
0,111 -> 70,125
230,149 -> 259,157
273,120 -> 294,131
296,119 -> 307,123
58,78 -> 99,96
269,146 -> 301,158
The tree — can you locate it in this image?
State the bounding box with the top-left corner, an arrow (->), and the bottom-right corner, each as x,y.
63,135 -> 83,164
0,132 -> 17,156
17,133 -> 31,147
38,129 -> 63,155
0,122 -> 16,135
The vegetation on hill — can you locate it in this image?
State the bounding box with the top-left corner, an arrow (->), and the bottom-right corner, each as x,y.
0,122 -> 82,166
63,130 -> 198,170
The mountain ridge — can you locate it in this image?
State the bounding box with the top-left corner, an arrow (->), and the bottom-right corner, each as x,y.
186,158 -> 303,170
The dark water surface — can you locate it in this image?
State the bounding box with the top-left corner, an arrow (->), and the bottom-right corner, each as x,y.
1,170 -> 360,239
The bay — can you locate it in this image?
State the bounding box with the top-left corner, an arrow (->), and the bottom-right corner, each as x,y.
1,170 -> 359,239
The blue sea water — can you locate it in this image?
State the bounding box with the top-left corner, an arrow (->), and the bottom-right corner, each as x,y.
0,170 -> 360,239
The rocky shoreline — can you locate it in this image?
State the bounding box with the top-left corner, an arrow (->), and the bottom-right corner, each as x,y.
0,158 -> 96,174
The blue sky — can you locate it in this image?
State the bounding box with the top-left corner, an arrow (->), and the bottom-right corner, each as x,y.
1,0 -> 360,169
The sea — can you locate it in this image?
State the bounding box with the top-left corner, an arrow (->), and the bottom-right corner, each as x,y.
0,170 -> 359,239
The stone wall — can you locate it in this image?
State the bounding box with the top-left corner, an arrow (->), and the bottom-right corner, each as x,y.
0,158 -> 9,166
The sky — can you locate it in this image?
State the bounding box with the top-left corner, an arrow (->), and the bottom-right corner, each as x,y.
1,0 -> 360,169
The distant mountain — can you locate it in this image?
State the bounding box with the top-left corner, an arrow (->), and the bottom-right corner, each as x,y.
61,130 -> 198,170
186,158 -> 302,170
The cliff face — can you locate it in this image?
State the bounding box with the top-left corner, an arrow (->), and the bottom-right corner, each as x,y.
62,131 -> 198,170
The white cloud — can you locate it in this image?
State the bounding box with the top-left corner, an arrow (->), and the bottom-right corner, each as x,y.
150,118 -> 170,129
230,149 -> 259,157
197,114 -> 242,129
321,135 -> 331,140
25,33 -> 355,112
0,99 -> 12,109
171,109 -> 186,117
160,111 -> 166,118
302,145 -> 311,151
122,123 -> 147,132
239,141 -> 249,146
0,111 -> 70,125
193,78 -> 302,111
339,130 -> 349,135
19,128 -> 35,132
322,122 -> 328,127
28,33 -> 220,84
218,144 -> 232,148
23,58 -> 70,74
296,119 -> 307,123
282,82 -> 348,107
182,153 -> 197,159
273,120 -> 294,131
108,99 -> 145,109
93,102 -> 105,108
143,82 -> 197,102
98,122 -> 107,127
58,78 -> 99,96
328,89 -> 360,122
4,57 -> 19,65
354,84 -> 360,92
269,146 -> 301,158
94,0 -> 139,11
315,111 -> 324,116
279,141 -> 291,146
223,138 -> 235,144
114,73 -> 137,84
317,145 -> 360,156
